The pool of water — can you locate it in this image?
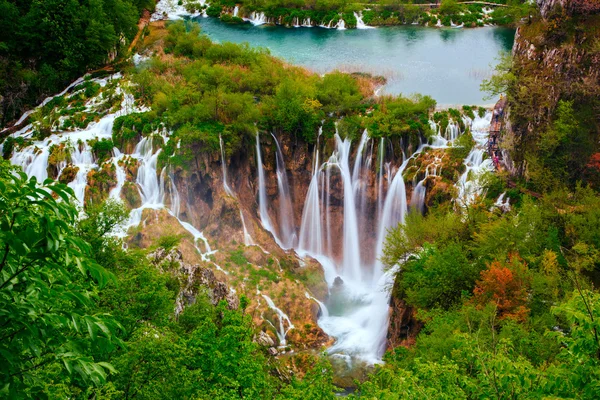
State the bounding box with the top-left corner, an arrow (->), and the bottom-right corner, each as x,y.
192,17 -> 515,106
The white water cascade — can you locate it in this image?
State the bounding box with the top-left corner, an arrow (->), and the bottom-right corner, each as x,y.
255,132 -> 276,235
219,135 -> 234,196
271,133 -> 297,249
354,11 -> 374,29
456,112 -> 494,207
331,134 -> 362,281
292,127 -> 412,363
244,11 -> 267,26
261,294 -> 295,346
297,129 -> 323,256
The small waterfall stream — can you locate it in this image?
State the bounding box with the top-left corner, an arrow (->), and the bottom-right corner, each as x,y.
261,294 -> 295,346
219,135 -> 234,196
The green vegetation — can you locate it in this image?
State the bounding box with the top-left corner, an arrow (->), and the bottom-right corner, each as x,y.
363,183 -> 600,398
0,163 -> 340,398
193,0 -> 532,29
0,0 -> 153,127
133,21 -> 435,169
486,9 -> 600,192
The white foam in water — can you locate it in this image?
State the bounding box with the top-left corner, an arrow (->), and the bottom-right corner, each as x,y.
456,111 -> 494,207
244,11 -> 267,26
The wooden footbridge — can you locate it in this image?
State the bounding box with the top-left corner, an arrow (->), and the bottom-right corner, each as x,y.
488,96 -> 507,169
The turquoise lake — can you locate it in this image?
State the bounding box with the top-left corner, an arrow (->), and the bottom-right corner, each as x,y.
192,17 -> 515,106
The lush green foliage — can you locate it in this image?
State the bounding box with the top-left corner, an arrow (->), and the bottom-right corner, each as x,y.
195,0 -> 531,29
0,166 -> 340,398
0,0 -> 152,126
0,172 -> 122,398
375,182 -> 600,399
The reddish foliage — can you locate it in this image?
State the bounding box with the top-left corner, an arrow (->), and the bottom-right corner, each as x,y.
584,153 -> 600,189
586,153 -> 600,170
473,254 -> 531,322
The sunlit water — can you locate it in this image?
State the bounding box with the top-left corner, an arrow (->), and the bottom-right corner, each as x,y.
192,17 -> 515,105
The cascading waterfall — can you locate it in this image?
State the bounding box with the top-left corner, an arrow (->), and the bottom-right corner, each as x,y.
9,68 -> 498,367
271,133 -> 296,249
244,11 -> 267,26
261,294 -> 295,346
109,149 -> 126,200
68,142 -> 95,205
297,130 -> 323,256
354,11 -> 374,29
219,135 -> 234,196
305,292 -> 329,318
255,132 -> 276,235
456,112 -> 494,207
410,158 -> 441,215
332,134 -> 362,281
240,210 -> 255,246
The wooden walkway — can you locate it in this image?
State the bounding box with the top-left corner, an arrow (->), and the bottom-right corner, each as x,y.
488,96 -> 507,169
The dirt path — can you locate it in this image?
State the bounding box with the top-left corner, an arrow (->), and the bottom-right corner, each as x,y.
128,9 -> 152,53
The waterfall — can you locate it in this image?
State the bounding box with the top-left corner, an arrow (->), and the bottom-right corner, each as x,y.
109,149 -> 126,200
373,163 -> 408,280
255,132 -> 275,235
336,18 -> 346,30
244,11 -> 267,26
351,129 -> 371,262
494,192 -> 511,212
11,145 -> 50,182
219,135 -> 234,196
271,133 -> 296,249
331,134 -> 362,281
445,120 -> 460,141
261,294 -> 295,346
68,142 -> 95,205
134,137 -> 163,206
297,130 -> 323,255
354,11 -> 374,29
240,210 -> 255,246
456,112 -> 494,207
305,292 -> 329,318
232,5 -> 239,17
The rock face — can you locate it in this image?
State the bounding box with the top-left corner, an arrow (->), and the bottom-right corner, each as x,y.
147,248 -> 239,314
504,4 -> 600,183
537,0 -> 600,18
386,283 -> 423,349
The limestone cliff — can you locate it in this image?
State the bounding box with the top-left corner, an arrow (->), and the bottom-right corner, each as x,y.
503,0 -> 600,187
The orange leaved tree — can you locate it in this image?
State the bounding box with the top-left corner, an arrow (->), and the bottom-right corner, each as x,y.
473,254 -> 532,322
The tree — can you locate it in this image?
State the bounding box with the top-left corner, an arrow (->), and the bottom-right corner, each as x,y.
480,52 -> 515,100
0,172 -> 122,398
473,254 -> 531,322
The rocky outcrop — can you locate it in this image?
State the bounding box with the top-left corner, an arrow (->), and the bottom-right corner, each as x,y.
386,295 -> 423,349
504,3 -> 600,186
537,0 -> 600,18
148,247 -> 239,314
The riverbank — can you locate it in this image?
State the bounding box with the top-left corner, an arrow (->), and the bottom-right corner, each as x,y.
153,0 -> 526,30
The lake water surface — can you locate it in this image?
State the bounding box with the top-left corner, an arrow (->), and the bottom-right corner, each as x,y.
193,17 -> 515,106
